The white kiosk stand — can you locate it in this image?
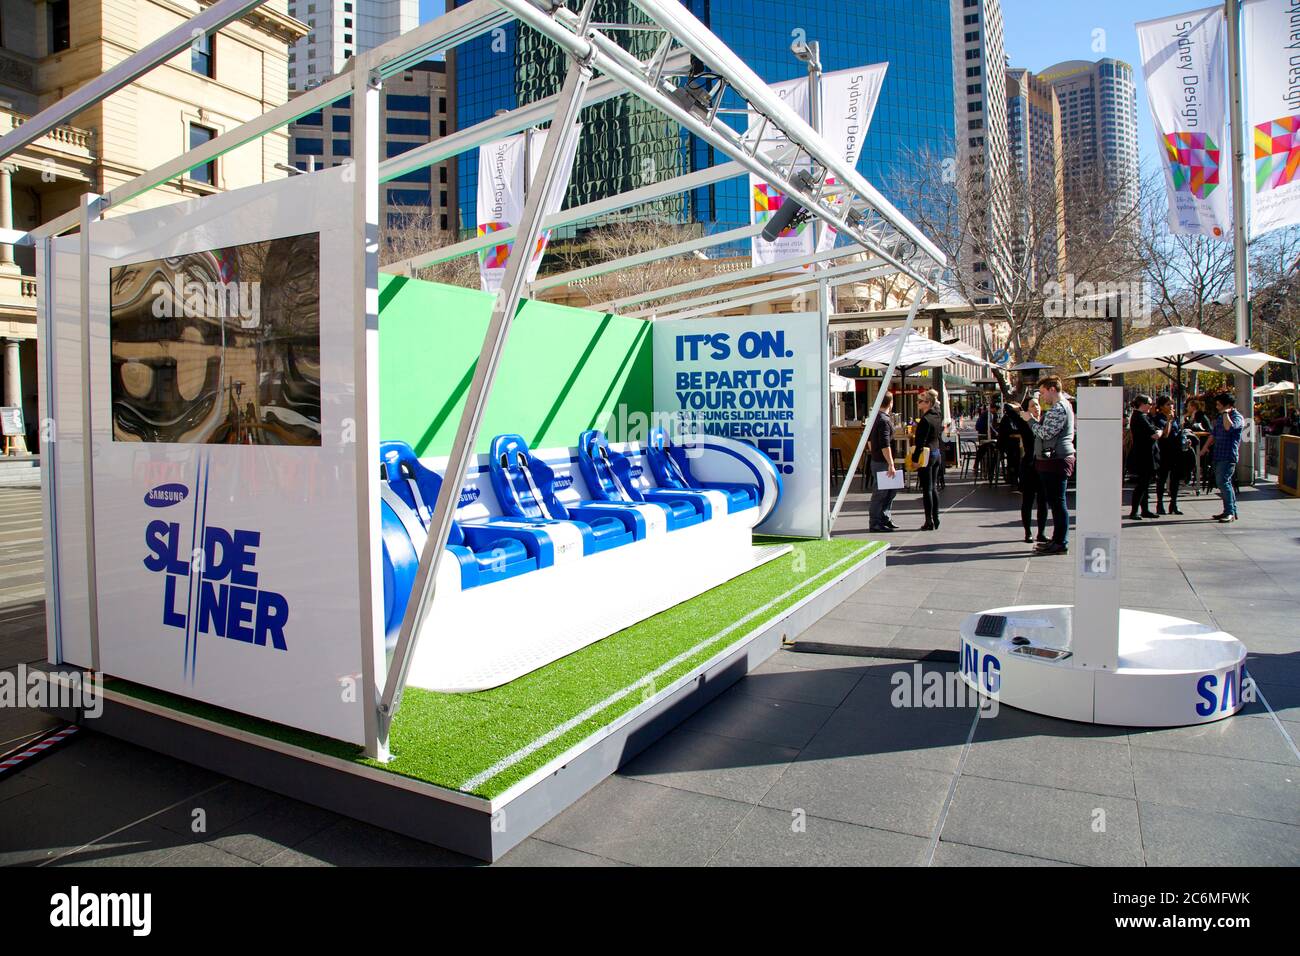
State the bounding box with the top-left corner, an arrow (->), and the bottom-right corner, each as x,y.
958,387 -> 1248,726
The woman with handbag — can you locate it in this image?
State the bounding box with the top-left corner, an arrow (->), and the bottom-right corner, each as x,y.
1017,376 -> 1075,555
1127,394 -> 1162,520
911,388 -> 945,531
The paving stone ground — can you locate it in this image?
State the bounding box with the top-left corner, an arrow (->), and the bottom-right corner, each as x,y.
1,477 -> 1296,867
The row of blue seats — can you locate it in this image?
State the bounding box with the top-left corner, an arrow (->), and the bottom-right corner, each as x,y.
380,429 -> 760,642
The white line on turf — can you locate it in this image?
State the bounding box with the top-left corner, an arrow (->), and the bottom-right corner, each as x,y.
459,542 -> 878,793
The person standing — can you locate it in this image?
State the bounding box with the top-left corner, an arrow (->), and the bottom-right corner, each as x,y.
1153,395 -> 1185,515
912,388 -> 944,531
1201,392 -> 1246,523
1127,394 -> 1162,520
1007,398 -> 1047,544
1184,398 -> 1213,493
867,391 -> 900,533
1018,377 -> 1075,554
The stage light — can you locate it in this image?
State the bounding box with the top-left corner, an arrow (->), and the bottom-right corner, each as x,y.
761,170 -> 817,243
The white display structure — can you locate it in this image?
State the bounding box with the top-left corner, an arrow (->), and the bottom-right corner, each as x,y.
40,169 -> 384,745
958,387 -> 1247,726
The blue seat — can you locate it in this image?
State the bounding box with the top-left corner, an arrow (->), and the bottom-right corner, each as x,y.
380,441 -> 546,585
488,433 -> 640,552
644,427 -> 760,513
577,429 -> 706,530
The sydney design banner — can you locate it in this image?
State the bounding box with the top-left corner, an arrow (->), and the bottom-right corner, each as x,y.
1243,0 -> 1300,238
749,64 -> 887,267
476,125 -> 581,293
1137,7 -> 1231,238
653,313 -> 826,537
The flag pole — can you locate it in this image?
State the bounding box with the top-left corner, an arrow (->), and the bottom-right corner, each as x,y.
1226,0 -> 1255,482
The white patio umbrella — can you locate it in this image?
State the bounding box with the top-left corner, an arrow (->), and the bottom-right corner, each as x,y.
832,328 -> 997,376
1089,325 -> 1285,379
1089,325 -> 1286,413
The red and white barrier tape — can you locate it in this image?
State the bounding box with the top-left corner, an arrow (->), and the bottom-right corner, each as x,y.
0,724 -> 80,776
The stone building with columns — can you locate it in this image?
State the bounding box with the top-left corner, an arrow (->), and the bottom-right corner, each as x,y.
0,0 -> 306,455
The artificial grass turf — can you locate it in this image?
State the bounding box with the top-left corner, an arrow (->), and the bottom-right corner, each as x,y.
113,536 -> 883,799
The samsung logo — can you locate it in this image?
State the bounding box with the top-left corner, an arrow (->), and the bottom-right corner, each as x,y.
459,486 -> 481,507
144,483 -> 189,508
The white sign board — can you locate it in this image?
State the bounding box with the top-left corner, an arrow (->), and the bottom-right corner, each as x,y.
653,313 -> 827,537
0,405 -> 23,436
47,168 -> 378,745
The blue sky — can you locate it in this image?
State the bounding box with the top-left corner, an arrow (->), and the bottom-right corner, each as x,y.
418,0 -> 1187,170
1002,0 -> 1196,174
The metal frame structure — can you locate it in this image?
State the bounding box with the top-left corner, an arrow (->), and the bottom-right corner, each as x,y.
16,0 -> 946,758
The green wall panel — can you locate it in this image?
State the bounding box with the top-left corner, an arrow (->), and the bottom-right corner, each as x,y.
378,275 -> 653,456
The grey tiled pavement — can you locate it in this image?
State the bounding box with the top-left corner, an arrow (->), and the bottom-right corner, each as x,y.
1,477 -> 1297,867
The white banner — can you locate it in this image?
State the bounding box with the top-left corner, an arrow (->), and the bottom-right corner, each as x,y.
653,313 -> 827,537
476,125 -> 581,292
1136,7 -> 1231,239
749,64 -> 887,267
1243,0 -> 1300,238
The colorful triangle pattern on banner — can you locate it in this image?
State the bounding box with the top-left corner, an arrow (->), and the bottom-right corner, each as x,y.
1163,131 -> 1220,199
1253,115 -> 1300,193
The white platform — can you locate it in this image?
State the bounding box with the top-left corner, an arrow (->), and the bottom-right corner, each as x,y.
958,604 -> 1248,726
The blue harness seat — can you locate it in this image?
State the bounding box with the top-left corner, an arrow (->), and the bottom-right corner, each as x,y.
488,434 -> 639,553
576,429 -> 706,530
380,441 -> 546,585
644,427 -> 760,513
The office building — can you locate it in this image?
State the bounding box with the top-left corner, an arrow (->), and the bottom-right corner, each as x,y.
288,61 -> 452,231
0,0 -> 306,455
950,0 -> 1009,305
1038,57 -> 1140,240
448,0 -> 956,239
1005,66 -> 1065,284
287,0 -> 418,91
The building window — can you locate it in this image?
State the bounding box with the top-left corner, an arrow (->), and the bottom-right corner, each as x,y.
333,139 -> 351,156
191,32 -> 214,78
438,97 -> 446,114
439,166 -> 447,184
49,0 -> 71,53
294,137 -> 324,155
387,117 -> 430,136
189,123 -> 217,186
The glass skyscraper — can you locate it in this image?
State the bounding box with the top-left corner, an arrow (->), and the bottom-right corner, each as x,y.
449,0 -> 955,239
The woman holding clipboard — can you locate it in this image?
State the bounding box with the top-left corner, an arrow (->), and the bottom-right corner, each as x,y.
911,388 -> 945,531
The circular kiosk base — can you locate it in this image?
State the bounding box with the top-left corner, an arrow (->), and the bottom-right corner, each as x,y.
958,605 -> 1247,727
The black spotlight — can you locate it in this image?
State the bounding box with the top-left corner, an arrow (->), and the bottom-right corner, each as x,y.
761,170 -> 817,243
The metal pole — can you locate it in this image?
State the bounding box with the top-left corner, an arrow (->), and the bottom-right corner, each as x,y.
377,56 -> 593,735
830,283 -> 929,528
78,194 -> 104,671
818,276 -> 831,540
1226,0 -> 1254,483
351,57 -> 387,761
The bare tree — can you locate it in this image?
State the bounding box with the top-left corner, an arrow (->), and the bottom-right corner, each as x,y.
543,215 -> 719,309
891,138 -> 1143,386
380,209 -> 480,289
1137,170 -> 1237,338
1250,228 -> 1300,404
